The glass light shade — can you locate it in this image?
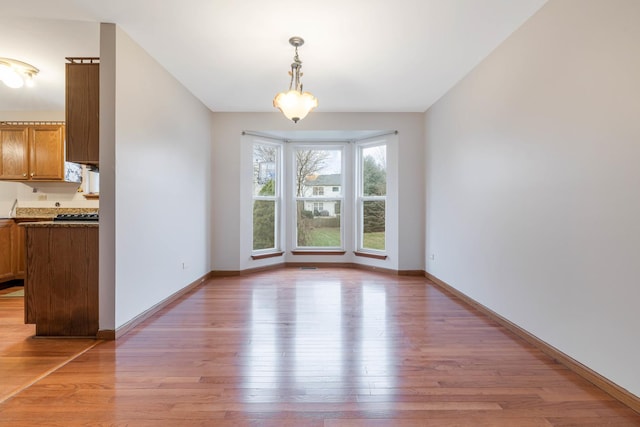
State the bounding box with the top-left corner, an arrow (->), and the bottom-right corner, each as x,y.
273,90 -> 318,123
0,64 -> 24,88
25,73 -> 35,87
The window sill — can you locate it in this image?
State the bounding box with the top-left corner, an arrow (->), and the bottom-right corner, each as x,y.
251,251 -> 284,260
354,251 -> 388,260
291,250 -> 346,256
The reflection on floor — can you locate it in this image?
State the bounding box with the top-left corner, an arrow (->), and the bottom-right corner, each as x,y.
0,268 -> 638,425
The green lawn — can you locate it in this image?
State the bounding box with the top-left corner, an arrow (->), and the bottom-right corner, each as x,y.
363,232 -> 385,250
308,227 -> 341,246
305,228 -> 385,250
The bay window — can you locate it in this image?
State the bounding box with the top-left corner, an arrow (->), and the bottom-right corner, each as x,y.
248,132 -> 392,261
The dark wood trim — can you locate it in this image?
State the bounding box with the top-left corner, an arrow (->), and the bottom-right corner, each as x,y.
350,263 -> 398,276
286,262 -> 358,270
226,262 -> 426,277
425,272 -> 640,415
291,250 -> 346,256
251,251 -> 284,260
398,269 -> 425,276
239,263 -> 286,276
112,271 -> 214,340
353,251 -> 388,260
96,329 -> 115,340
210,270 -> 241,277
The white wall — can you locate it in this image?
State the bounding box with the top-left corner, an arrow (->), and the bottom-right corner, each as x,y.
0,111 -> 64,121
0,181 -> 18,216
425,0 -> 640,396
212,112 -> 424,272
100,24 -> 212,329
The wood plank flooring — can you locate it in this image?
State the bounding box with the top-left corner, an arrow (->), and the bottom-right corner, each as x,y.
0,286 -> 98,404
0,268 -> 639,426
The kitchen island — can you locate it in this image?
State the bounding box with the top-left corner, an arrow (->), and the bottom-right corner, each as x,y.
22,221 -> 98,337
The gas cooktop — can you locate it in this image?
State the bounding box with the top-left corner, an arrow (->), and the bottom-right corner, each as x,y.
53,213 -> 99,222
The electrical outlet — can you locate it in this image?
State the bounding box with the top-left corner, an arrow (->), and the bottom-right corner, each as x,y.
181,262 -> 188,270
429,254 -> 435,261
37,195 -> 47,201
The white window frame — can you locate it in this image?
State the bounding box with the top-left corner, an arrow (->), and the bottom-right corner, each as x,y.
356,140 -> 387,254
251,139 -> 283,255
290,143 -> 347,251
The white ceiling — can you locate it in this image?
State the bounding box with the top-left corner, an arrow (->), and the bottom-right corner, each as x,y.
0,0 -> 548,113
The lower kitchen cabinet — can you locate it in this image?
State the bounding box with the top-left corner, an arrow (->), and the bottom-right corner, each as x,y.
0,219 -> 41,284
24,223 -> 98,337
0,219 -> 14,282
13,219 -> 40,279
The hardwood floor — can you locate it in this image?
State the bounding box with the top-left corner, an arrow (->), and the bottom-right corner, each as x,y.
0,286 -> 97,404
0,268 -> 638,426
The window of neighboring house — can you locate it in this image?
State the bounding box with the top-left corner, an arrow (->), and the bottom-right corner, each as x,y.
294,145 -> 344,249
252,141 -> 282,252
357,142 -> 386,252
332,186 -> 339,192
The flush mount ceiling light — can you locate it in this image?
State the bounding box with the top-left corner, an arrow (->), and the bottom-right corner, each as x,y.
273,37 -> 318,123
0,57 -> 39,89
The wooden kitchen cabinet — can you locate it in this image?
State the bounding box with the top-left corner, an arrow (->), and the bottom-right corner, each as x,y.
66,58 -> 99,165
0,219 -> 36,284
24,223 -> 99,336
13,220 -> 29,279
0,126 -> 29,179
0,219 -> 14,282
30,125 -> 65,180
0,123 -> 65,181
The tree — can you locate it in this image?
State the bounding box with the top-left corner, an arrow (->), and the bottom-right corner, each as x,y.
252,143 -> 278,250
362,155 -> 386,196
295,149 -> 329,245
295,149 -> 329,196
253,145 -> 277,189
362,155 -> 386,234
253,179 -> 275,250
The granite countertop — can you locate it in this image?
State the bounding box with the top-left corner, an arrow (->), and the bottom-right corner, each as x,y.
14,207 -> 99,220
21,221 -> 98,228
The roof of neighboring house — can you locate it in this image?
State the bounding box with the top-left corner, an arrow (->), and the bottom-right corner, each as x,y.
304,174 -> 342,186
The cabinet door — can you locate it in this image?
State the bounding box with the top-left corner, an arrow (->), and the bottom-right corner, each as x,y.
0,126 -> 29,180
14,221 -> 27,279
0,220 -> 14,281
29,125 -> 64,180
66,63 -> 99,165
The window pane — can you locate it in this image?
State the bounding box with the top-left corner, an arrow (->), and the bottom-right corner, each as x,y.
253,200 -> 276,250
362,145 -> 386,196
295,148 -> 342,197
297,200 -> 341,247
253,144 -> 277,196
362,200 -> 385,250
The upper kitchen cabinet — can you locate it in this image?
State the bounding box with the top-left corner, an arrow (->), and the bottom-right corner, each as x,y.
0,123 -> 65,181
0,126 -> 29,179
66,57 -> 99,166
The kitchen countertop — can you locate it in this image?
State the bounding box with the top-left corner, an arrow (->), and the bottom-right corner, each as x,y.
15,207 -> 99,219
21,221 -> 98,228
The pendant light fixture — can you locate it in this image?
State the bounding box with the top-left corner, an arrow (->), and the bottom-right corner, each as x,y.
273,37 -> 318,123
0,57 -> 39,89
